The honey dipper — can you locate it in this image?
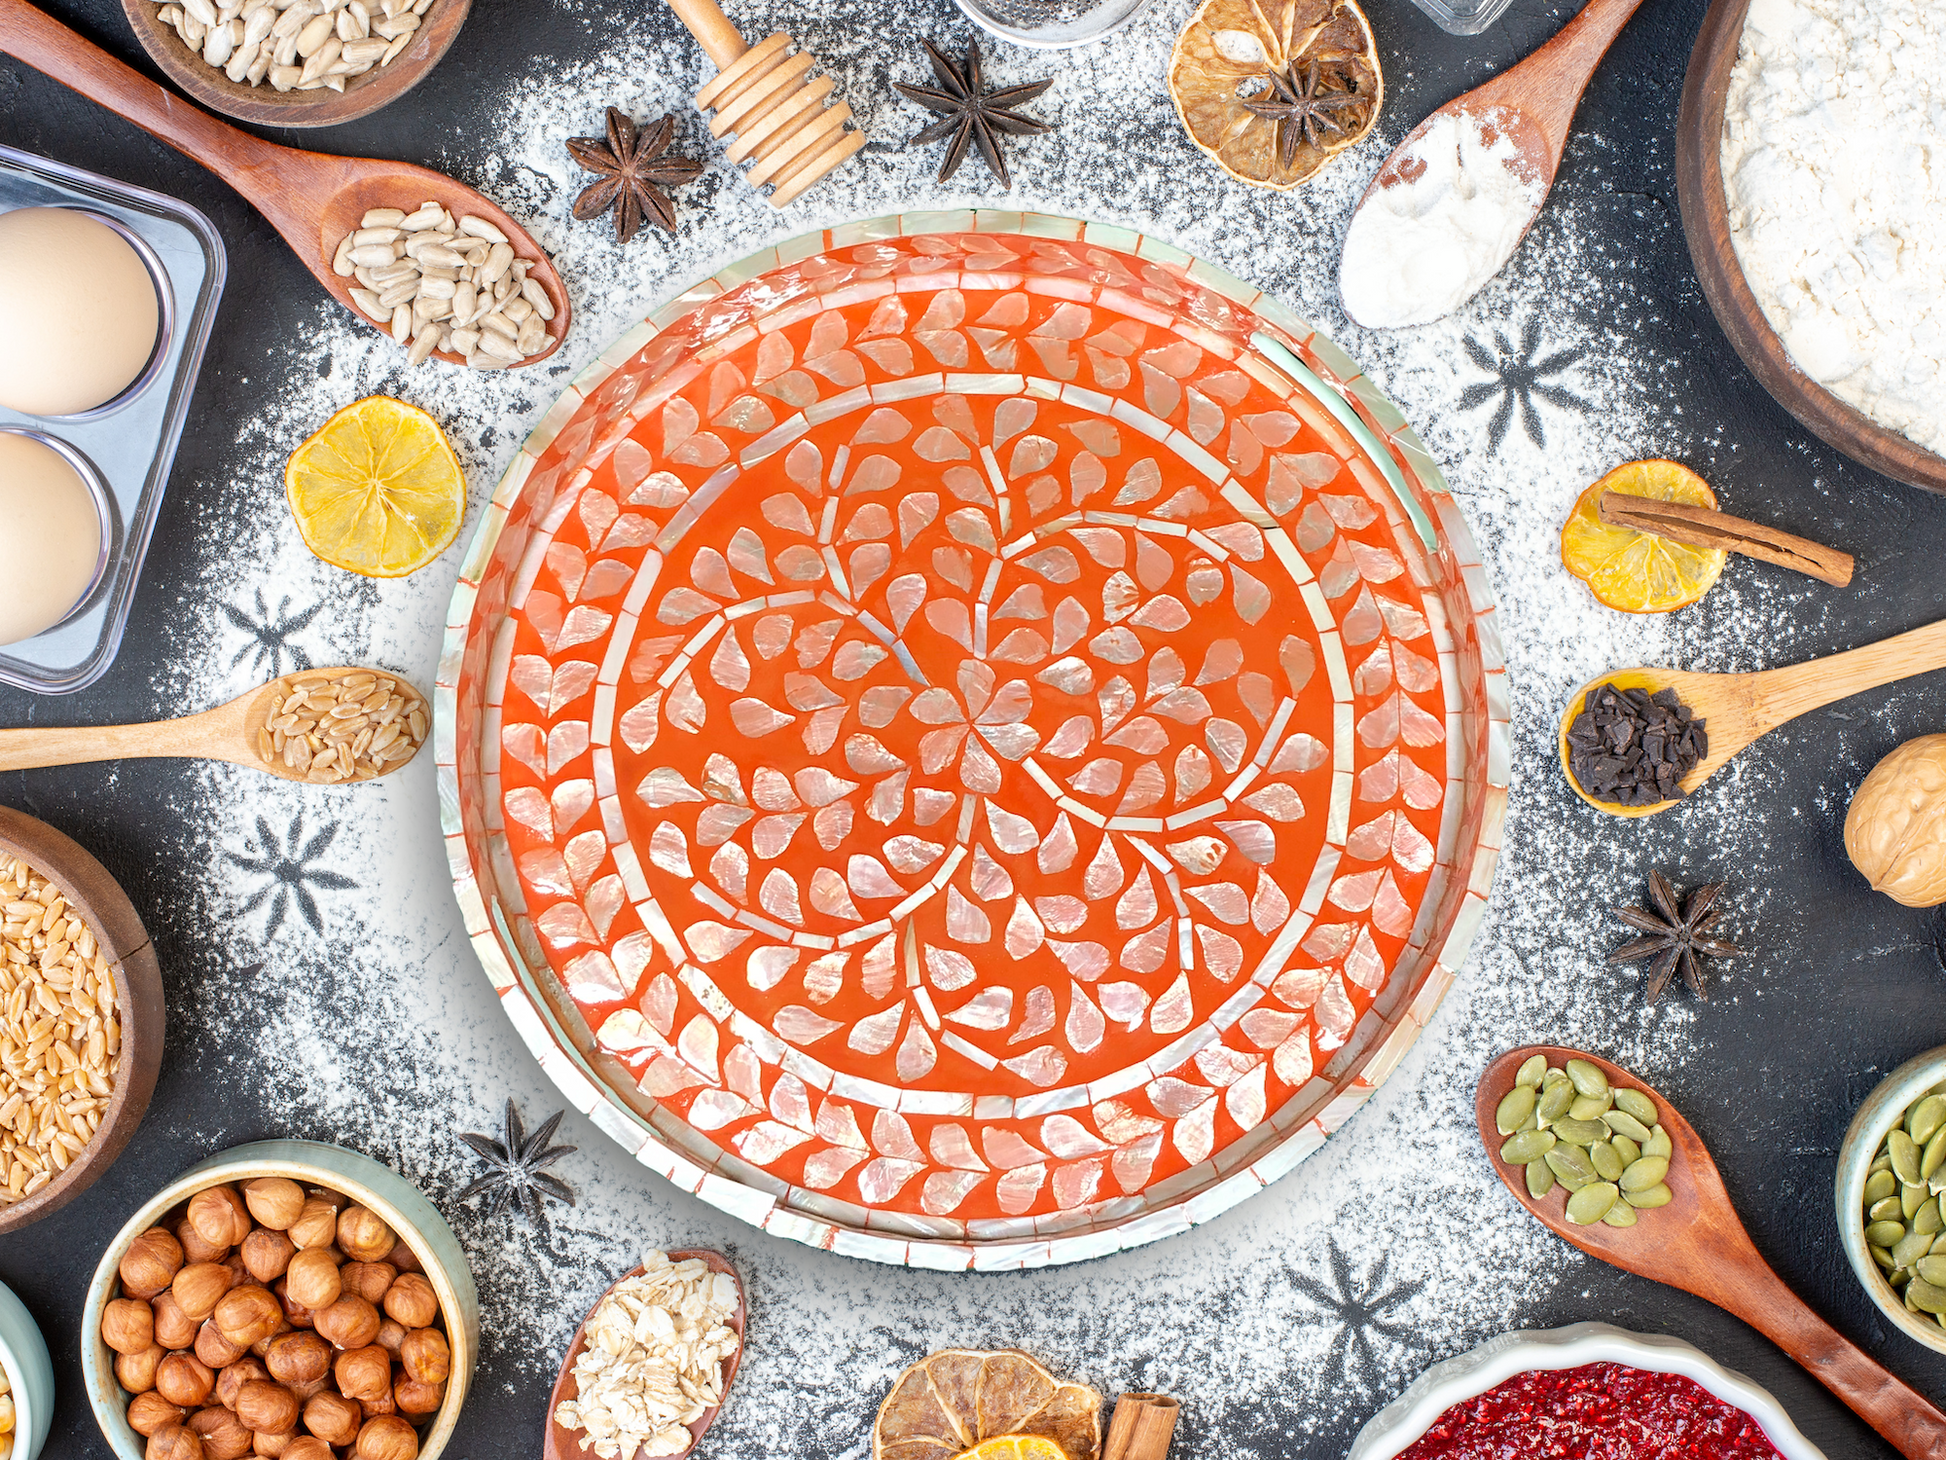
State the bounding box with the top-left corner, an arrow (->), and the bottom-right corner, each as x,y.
663,0 -> 867,205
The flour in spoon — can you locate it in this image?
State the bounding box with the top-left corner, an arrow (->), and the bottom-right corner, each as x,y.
1338,108 -> 1545,330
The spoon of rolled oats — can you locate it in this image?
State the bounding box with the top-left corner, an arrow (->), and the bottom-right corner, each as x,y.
0,667 -> 429,785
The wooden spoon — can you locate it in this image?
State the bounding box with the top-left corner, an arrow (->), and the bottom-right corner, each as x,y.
1339,0 -> 1647,327
1478,1046 -> 1946,1460
544,1250 -> 746,1460
0,0 -> 569,368
1558,615 -> 1946,818
0,666 -> 426,783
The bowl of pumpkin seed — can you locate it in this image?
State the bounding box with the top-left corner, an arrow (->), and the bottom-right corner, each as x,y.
1837,1045 -> 1946,1354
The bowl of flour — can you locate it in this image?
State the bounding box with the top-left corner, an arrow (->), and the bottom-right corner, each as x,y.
1677,0 -> 1946,493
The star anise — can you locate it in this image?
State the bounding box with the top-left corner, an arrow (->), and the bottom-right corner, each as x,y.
457,1099 -> 576,1223
1607,870 -> 1743,1002
1241,60 -> 1364,171
894,38 -> 1052,190
566,108 -> 701,244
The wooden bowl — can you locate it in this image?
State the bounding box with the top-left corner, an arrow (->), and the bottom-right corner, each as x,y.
0,804 -> 163,1235
83,1140 -> 481,1460
119,0 -> 472,129
544,1251 -> 745,1460
1676,0 -> 1946,494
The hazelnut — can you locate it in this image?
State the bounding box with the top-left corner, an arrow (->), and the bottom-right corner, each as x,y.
122,1229 -> 187,1300
354,1415 -> 417,1460
339,1263 -> 396,1307
391,1377 -> 442,1417
172,1264 -> 233,1323
176,1218 -> 229,1266
360,1383 -> 395,1419
398,1328 -> 448,1386
301,1391 -> 361,1447
382,1242 -> 420,1275
373,1321 -> 405,1358
153,1291 -> 200,1350
127,1393 -> 189,1438
214,1286 -> 284,1348
190,1405 -> 255,1460
312,1295 -> 380,1351
194,1321 -> 246,1371
236,1381 -> 300,1435
335,1208 -> 395,1265
222,1253 -> 250,1291
241,1229 -> 295,1285
242,1178 -> 306,1231
286,1374 -> 331,1403
155,1352 -> 216,1408
248,1323 -> 292,1360
379,1275 -> 437,1331
214,1359 -> 269,1412
271,1280 -> 313,1331
104,1297 -> 158,1354
264,1331 -> 331,1388
283,1250 -> 341,1313
332,1346 -> 391,1404
252,1430 -> 296,1459
117,1343 -> 167,1394
286,1197 -> 341,1251
146,1423 -> 205,1460
283,1439 -> 332,1460
189,1188 -> 253,1250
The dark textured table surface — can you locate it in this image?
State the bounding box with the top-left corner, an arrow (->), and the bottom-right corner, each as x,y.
6,0 -> 1946,1457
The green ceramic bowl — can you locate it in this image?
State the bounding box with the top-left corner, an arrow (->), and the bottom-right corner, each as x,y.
82,1140 -> 480,1459
1836,1045 -> 1946,1356
0,1279 -> 53,1460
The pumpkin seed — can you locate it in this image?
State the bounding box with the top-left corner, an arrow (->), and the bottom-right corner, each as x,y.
1892,1267 -> 1913,1288
1911,1095 -> 1946,1147
1891,1128 -> 1923,1185
1909,1276 -> 1946,1315
1905,1182 -> 1930,1220
1569,1093 -> 1614,1122
1915,1255 -> 1946,1286
1917,1199 -> 1943,1238
1545,1149 -> 1594,1192
1602,1109 -> 1652,1144
1565,1059 -> 1609,1099
1610,1134 -> 1640,1166
1873,1244 -> 1899,1272
1566,1181 -> 1619,1225
1516,1054 -> 1547,1089
1934,1233 -> 1946,1256
1551,1116 -> 1609,1145
1619,1155 -> 1669,1192
1872,1196 -> 1906,1223
1497,1085 -> 1538,1135
1872,1152 -> 1895,1177
1895,1227 -> 1935,1270
1614,1088 -> 1658,1125
1645,1126 -> 1672,1159
1526,1159 -> 1554,1200
1866,1169 -> 1899,1204
1925,1126 -> 1946,1181
1537,1082 -> 1573,1126
1601,1200 -> 1638,1227
1501,1129 -> 1556,1165
1867,1219 -> 1909,1247
1622,1182 -> 1673,1209
1588,1141 -> 1624,1182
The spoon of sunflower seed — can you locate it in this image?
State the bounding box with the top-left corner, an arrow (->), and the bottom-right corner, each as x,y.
0,667 -> 428,785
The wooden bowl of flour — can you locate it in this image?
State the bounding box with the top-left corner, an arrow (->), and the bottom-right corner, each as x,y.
1676,0 -> 1946,494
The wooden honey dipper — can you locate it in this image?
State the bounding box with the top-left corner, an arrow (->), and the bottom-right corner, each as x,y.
666,0 -> 867,207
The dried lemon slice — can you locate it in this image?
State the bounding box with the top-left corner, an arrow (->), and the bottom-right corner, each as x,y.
954,1440 -> 1072,1460
874,1350 -> 1101,1460
285,395 -> 466,578
1560,460 -> 1727,615
1169,0 -> 1383,191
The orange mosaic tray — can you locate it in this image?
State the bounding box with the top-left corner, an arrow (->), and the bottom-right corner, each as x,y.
440,213 -> 1509,1267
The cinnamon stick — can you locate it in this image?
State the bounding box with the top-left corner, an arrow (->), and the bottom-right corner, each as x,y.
1597,490 -> 1853,587
1102,1392 -> 1180,1460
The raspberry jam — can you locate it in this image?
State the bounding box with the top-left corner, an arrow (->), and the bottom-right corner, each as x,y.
1396,1362 -> 1786,1459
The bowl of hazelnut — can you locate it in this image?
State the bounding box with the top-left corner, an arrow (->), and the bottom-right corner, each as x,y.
0,1277 -> 53,1460
82,1140 -> 479,1460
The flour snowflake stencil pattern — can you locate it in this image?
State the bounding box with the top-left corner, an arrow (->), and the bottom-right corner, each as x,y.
227,814 -> 356,939
222,590 -> 322,676
1285,1239 -> 1425,1390
1458,319 -> 1593,452
456,222 -> 1503,1247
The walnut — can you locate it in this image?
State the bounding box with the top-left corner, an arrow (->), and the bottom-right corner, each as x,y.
1846,734 -> 1946,906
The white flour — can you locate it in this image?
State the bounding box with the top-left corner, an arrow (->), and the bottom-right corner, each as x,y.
1337,109 -> 1543,331
1722,0 -> 1946,452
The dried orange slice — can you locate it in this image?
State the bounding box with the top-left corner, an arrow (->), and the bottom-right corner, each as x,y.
285,395 -> 466,578
1168,0 -> 1383,191
874,1350 -> 1100,1460
1560,460 -> 1727,614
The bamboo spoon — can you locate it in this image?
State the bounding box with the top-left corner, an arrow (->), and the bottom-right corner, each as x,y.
1559,615 -> 1946,818
0,0 -> 569,368
543,1250 -> 745,1460
1477,1046 -> 1946,1460
0,667 -> 427,783
1339,0 -> 1647,327
665,0 -> 867,207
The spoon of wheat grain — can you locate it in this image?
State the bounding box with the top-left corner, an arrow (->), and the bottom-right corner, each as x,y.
1558,615 -> 1946,818
1477,1046 -> 1946,1460
0,0 -> 569,369
0,667 -> 428,785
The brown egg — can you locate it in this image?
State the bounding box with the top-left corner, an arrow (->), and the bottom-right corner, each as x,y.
121,1229 -> 187,1300
241,1229 -> 296,1285
283,1250 -> 341,1314
264,1331 -> 332,1389
155,1352 -> 216,1409
236,1380 -> 300,1436
301,1391 -> 362,1447
312,1295 -> 380,1352
354,1414 -> 418,1460
117,1343 -> 166,1395
127,1393 -> 189,1438
398,1328 -> 448,1386
103,1298 -> 157,1355
145,1422 -> 205,1460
